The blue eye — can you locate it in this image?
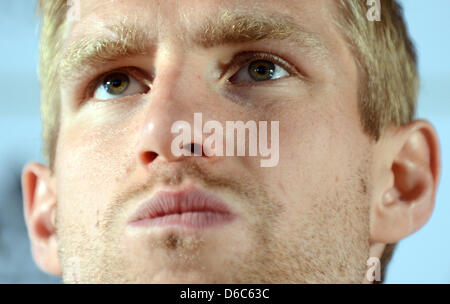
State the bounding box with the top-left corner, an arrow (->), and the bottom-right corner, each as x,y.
94,72 -> 149,100
230,59 -> 290,83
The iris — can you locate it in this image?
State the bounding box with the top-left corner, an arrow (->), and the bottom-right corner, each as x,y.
103,73 -> 130,95
248,60 -> 275,81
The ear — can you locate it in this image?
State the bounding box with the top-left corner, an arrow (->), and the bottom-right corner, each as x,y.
370,120 -> 441,245
21,162 -> 61,276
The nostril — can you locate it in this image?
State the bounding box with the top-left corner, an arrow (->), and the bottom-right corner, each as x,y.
185,143 -> 205,156
141,151 -> 158,164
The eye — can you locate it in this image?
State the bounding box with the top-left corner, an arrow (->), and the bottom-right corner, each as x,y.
93,71 -> 149,100
229,57 -> 290,83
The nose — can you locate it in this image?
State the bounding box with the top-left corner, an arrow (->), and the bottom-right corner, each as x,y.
137,65 -> 211,169
139,120 -> 206,165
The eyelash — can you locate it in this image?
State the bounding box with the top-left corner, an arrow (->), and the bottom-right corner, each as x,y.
84,67 -> 151,100
222,51 -> 299,82
84,51 -> 298,100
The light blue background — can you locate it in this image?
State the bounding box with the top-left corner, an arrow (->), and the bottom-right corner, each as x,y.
0,0 -> 448,283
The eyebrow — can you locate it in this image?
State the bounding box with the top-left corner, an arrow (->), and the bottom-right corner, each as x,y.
58,10 -> 328,82
58,21 -> 150,83
193,10 -> 327,51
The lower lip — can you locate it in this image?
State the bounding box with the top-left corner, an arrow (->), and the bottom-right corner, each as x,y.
129,211 -> 235,229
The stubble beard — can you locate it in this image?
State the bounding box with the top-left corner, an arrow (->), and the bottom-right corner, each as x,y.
57,158 -> 371,283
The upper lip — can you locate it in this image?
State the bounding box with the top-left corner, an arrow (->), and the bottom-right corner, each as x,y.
128,185 -> 234,223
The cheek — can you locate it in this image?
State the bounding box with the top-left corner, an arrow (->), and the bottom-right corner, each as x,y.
54,112 -> 141,229
270,91 -> 368,212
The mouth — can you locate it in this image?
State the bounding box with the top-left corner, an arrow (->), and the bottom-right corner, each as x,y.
127,185 -> 236,230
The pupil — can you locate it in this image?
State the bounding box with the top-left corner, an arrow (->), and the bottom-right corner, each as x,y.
256,65 -> 268,75
111,79 -> 122,87
103,73 -> 129,94
249,60 -> 275,81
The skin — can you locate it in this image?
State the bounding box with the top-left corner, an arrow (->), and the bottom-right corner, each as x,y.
22,0 -> 441,283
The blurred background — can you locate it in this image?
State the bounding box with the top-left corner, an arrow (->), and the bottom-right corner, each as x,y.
0,0 -> 449,283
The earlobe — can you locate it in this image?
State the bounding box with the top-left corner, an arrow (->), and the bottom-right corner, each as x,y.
21,162 -> 61,276
370,120 -> 441,244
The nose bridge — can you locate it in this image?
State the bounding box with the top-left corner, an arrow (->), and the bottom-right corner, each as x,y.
147,52 -> 205,129
148,59 -> 185,124
137,51 -> 210,167
152,49 -> 204,106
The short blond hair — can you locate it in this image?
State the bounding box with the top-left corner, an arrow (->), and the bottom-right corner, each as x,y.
335,0 -> 418,141
38,0 -> 68,168
38,0 -> 416,280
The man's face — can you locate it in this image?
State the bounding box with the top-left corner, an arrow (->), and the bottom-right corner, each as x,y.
54,0 -> 373,283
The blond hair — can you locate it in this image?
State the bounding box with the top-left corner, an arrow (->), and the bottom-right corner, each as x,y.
38,0 -> 68,168
335,1 -> 418,141
38,0 -> 417,281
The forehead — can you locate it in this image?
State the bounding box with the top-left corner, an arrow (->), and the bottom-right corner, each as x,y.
70,0 -> 341,46
77,0 -> 336,20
